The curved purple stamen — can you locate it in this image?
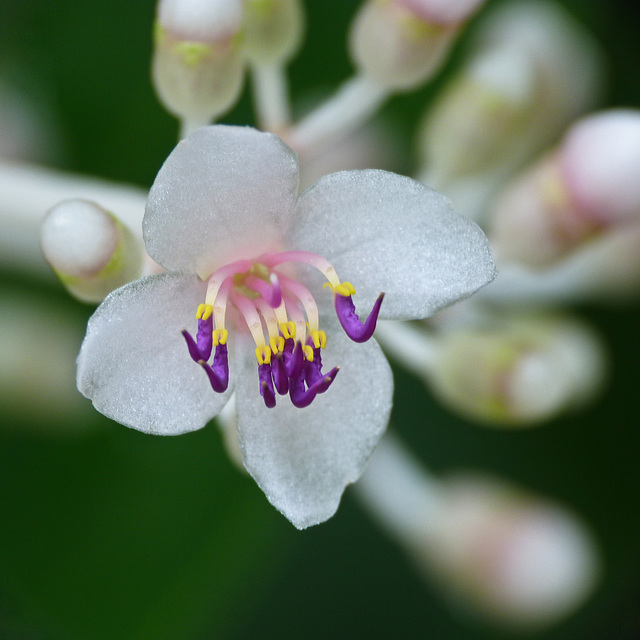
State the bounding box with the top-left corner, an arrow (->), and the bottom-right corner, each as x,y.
182,314 -> 213,362
334,292 -> 384,343
271,355 -> 289,395
283,340 -> 304,379
198,343 -> 229,393
304,344 -> 323,387
258,363 -> 276,408
289,366 -> 340,408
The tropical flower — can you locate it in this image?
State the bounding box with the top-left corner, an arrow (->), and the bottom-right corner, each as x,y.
77,125 -> 496,528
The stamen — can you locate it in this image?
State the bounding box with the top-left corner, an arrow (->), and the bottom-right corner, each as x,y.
258,363 -> 276,408
197,343 -> 229,393
271,355 -> 289,395
205,259 -> 252,306
280,320 -> 296,339
231,289 -> 268,351
335,292 -> 385,343
278,274 -> 320,332
245,272 -> 282,308
289,366 -> 340,408
182,306 -> 214,361
255,344 -> 272,365
260,250 -> 341,288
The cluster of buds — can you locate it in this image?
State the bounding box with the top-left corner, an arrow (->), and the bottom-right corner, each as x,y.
4,0 -> 635,630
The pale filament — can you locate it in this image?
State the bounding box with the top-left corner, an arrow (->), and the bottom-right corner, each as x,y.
259,251 -> 341,288
276,274 -> 320,333
205,259 -> 252,307
230,289 -> 267,348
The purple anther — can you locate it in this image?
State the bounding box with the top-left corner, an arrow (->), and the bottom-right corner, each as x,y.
198,343 -> 229,393
289,366 -> 340,408
271,354 -> 289,395
334,292 -> 384,343
304,343 -> 324,387
283,340 -> 304,379
182,314 -> 213,362
258,363 -> 276,408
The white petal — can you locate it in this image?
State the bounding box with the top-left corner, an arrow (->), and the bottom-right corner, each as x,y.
234,326 -> 393,529
77,272 -> 232,434
144,125 -> 299,277
287,170 -> 496,319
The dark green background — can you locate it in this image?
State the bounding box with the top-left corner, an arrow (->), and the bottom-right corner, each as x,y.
1,1 -> 639,639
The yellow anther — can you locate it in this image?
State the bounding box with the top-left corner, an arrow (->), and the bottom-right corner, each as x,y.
334,281 -> 356,297
196,303 -> 213,320
270,335 -> 285,354
309,329 -> 327,349
302,345 -> 314,362
255,344 -> 272,365
280,321 -> 296,340
212,328 -> 228,346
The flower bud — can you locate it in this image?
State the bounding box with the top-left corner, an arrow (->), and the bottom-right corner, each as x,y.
490,110 -> 640,268
349,0 -> 479,91
417,0 -> 603,218
421,474 -> 601,628
152,0 -> 245,129
242,0 -> 304,64
428,314 -> 606,425
41,199 -> 144,303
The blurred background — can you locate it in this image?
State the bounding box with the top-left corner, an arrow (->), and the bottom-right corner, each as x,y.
1,0 -> 639,638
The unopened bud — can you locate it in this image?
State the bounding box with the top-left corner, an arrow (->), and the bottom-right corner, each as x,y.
242,0 -> 304,64
419,47 -> 535,184
429,314 -> 606,425
41,199 -> 144,303
490,110 -> 640,267
396,0 -> 485,25
417,0 -> 603,219
152,0 -> 245,129
421,474 -> 601,628
349,0 -> 479,91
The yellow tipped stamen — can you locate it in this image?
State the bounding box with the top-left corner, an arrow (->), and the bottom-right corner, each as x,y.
255,344 -> 272,365
334,281 -> 357,297
212,328 -> 228,346
196,303 -> 213,320
280,321 -> 296,340
309,329 -> 327,349
303,345 -> 314,361
270,335 -> 285,354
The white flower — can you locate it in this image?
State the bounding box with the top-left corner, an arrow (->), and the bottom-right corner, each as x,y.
77,125 -> 495,528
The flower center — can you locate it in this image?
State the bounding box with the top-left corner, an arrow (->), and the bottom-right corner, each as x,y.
182,250 -> 384,408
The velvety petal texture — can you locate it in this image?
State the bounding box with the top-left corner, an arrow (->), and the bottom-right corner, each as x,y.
287,170 -> 497,320
77,273 -> 232,434
234,327 -> 393,529
144,126 -> 300,278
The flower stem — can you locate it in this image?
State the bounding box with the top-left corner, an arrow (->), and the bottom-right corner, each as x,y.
374,320 -> 439,377
287,74 -> 389,154
250,62 -> 292,134
354,433 -> 443,541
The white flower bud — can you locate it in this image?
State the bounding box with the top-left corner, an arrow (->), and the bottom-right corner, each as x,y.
396,0 -> 485,25
242,0 -> 304,64
152,0 -> 245,129
41,199 -> 144,303
560,110 -> 640,225
428,314 -> 606,425
417,0 -> 603,220
349,0 -> 460,91
490,110 -> 640,268
422,474 -> 601,628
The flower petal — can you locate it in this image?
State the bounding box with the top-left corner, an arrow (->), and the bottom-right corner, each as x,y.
77,272 -> 232,434
287,169 -> 497,320
144,125 -> 300,277
234,325 -> 393,529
